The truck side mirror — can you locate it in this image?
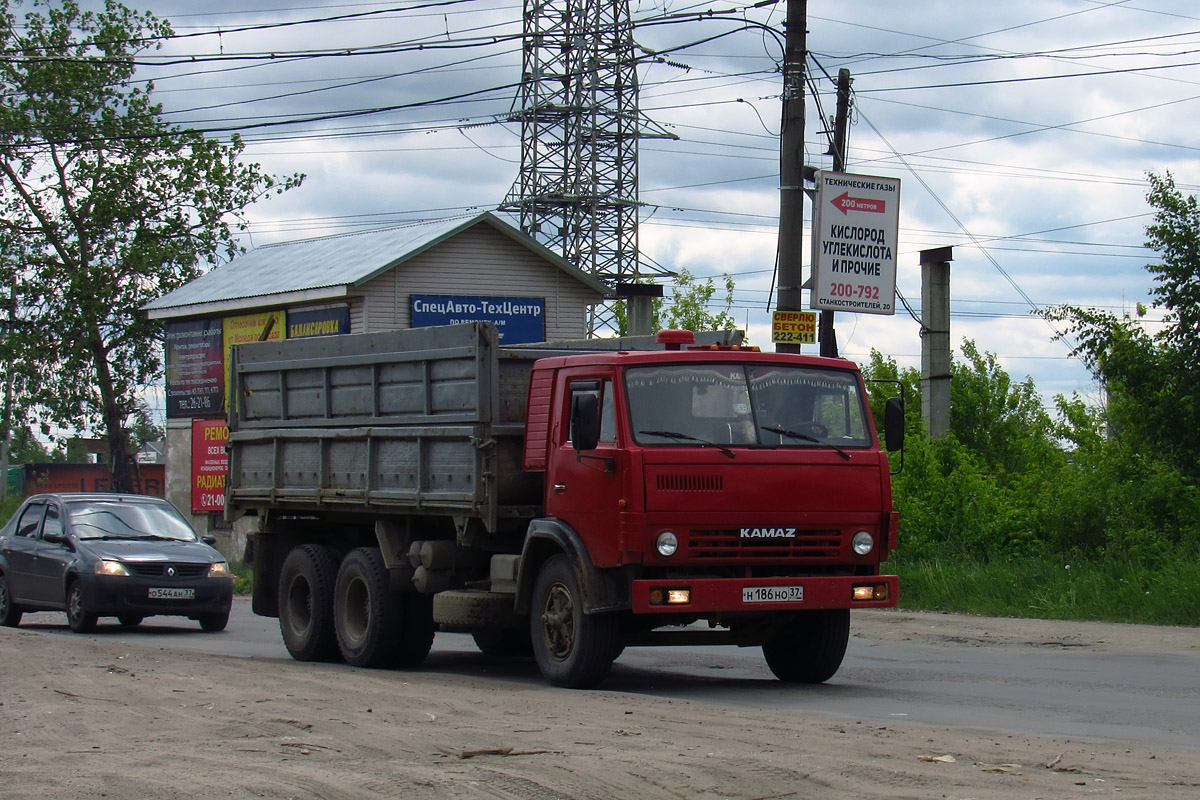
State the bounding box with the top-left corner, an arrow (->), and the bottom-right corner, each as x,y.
884,396 -> 905,452
571,392 -> 601,451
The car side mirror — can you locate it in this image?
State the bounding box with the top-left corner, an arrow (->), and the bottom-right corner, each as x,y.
42,531 -> 65,545
571,393 -> 601,451
884,396 -> 905,452
201,534 -> 218,546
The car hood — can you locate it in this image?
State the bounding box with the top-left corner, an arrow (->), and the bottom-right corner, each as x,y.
77,538 -> 223,563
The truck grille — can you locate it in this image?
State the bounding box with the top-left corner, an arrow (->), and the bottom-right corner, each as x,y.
656,473 -> 723,492
689,529 -> 841,560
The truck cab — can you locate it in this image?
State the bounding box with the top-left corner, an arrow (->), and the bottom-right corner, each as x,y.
516,331 -> 899,685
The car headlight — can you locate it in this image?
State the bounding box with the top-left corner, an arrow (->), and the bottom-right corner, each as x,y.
851,531 -> 875,556
96,559 -> 130,576
208,561 -> 231,578
655,531 -> 679,557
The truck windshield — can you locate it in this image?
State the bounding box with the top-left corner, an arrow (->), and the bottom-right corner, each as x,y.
625,363 -> 872,449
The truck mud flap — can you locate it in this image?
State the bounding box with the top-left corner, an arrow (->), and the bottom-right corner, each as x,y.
516,519 -> 631,615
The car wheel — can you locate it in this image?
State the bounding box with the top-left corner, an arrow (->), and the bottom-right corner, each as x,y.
66,580 -> 98,633
199,610 -> 229,632
0,571 -> 22,627
117,615 -> 144,627
530,554 -> 620,688
278,544 -> 340,661
334,547 -> 403,668
761,609 -> 850,683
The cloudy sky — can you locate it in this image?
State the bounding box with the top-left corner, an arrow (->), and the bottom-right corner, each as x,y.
113,0 -> 1200,412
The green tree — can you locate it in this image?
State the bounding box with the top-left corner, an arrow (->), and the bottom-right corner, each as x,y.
0,0 -> 301,492
1046,172 -> 1200,474
611,269 -> 739,335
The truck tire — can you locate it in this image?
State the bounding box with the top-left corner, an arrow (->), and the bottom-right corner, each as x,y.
530,554 -> 620,688
278,544 -> 340,662
395,592 -> 436,668
472,626 -> 534,657
334,547 -> 404,668
761,609 -> 850,683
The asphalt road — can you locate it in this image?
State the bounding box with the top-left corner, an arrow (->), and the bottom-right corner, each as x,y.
15,598 -> 1200,750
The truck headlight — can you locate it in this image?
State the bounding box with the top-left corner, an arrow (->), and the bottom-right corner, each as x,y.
851,531 -> 875,555
655,531 -> 679,557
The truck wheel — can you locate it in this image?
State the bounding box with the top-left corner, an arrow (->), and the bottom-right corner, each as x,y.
530,555 -> 619,688
278,544 -> 340,662
0,571 -> 22,628
762,609 -> 850,683
395,592 -> 436,668
472,626 -> 534,657
334,547 -> 403,668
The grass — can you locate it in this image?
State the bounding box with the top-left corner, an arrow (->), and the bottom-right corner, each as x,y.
229,561 -> 253,596
224,552 -> 1199,626
886,553 -> 1200,627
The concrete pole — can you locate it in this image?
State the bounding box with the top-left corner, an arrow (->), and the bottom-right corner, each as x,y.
775,0 -> 807,354
920,246 -> 953,437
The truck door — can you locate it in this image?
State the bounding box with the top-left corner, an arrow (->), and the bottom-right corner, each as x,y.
545,375 -> 623,568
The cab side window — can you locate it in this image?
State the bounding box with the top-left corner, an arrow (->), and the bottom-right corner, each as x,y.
569,379 -> 617,444
16,503 -> 45,538
41,506 -> 63,541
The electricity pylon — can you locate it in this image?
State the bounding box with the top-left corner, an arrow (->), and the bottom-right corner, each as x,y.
502,0 -> 675,333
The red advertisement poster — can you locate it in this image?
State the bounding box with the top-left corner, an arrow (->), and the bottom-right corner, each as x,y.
191,419 -> 229,513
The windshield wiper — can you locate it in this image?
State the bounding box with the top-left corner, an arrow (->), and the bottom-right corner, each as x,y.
639,429 -> 735,459
761,425 -> 851,461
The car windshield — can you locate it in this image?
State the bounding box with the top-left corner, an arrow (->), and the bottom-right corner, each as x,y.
67,500 -> 199,542
626,363 -> 872,449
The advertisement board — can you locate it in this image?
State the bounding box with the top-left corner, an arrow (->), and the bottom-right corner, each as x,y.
224,311 -> 285,409
410,294 -> 545,343
772,311 -> 818,345
287,305 -> 349,339
811,171 -> 900,315
191,418 -> 229,513
164,319 -> 224,418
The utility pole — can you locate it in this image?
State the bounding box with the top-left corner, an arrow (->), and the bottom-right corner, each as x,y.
775,0 -> 807,354
819,67 -> 852,358
920,246 -> 953,437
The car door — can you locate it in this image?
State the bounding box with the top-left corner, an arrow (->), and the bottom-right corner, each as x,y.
29,501 -> 72,605
3,501 -> 46,603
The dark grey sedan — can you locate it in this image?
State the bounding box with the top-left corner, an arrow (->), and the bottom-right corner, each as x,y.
0,493 -> 233,632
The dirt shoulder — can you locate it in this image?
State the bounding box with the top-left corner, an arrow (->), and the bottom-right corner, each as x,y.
2,610 -> 1199,799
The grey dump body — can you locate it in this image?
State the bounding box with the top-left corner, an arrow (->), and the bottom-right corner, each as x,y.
226,322 -> 541,533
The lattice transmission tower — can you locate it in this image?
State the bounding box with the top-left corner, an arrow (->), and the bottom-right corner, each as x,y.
502,0 -> 674,333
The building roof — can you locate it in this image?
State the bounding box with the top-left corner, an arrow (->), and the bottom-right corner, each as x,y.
144,211 -> 610,320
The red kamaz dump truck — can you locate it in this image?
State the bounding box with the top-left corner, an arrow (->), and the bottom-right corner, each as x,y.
228,321 -> 902,688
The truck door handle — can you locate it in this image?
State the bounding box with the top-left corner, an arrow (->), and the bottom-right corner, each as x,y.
553,483 -> 566,492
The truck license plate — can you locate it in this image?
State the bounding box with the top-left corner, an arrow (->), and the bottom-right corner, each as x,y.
742,586 -> 803,603
149,587 -> 195,600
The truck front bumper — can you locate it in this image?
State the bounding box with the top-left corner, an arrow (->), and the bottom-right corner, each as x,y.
631,574 -> 898,614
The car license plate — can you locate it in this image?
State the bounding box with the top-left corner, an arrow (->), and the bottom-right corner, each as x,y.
149,587 -> 195,600
742,585 -> 803,603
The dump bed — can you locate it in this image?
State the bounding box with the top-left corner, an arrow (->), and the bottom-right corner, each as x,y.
225,322 -> 541,531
